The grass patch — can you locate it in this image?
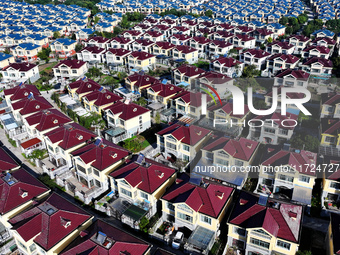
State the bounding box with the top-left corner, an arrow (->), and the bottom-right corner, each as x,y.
38,174 -> 66,192
6,134 -> 17,147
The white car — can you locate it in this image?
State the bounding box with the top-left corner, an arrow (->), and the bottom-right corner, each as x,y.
172,231 -> 184,249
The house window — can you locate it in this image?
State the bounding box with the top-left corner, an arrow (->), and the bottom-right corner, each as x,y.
178,203 -> 193,214
72,70 -> 77,74
140,191 -> 149,200
235,160 -> 244,166
216,158 -> 228,166
29,244 -> 36,252
93,169 -> 100,177
18,241 -> 27,251
95,179 -> 101,187
299,175 -> 310,183
279,129 -> 288,135
330,182 -> 340,190
250,238 -> 270,249
177,212 -> 193,223
120,187 -> 132,197
167,202 -> 175,211
183,154 -> 190,161
233,227 -> 246,236
276,240 -> 291,250
200,215 -> 212,225
166,142 -> 176,150
77,164 -> 86,174
264,127 -> 275,134
183,145 -> 190,151
325,136 -> 335,143
48,145 -> 54,152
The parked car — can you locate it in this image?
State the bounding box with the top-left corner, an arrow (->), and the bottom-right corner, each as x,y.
172,231 -> 184,249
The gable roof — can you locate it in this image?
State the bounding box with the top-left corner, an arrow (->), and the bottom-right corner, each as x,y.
0,147 -> 19,171
54,59 -> 86,69
212,57 -> 242,67
321,118 -> 340,136
68,78 -> 101,94
174,64 -> 205,77
71,138 -> 130,171
162,173 -> 234,218
2,62 -> 37,72
0,168 -> 49,215
83,88 -> 122,106
9,192 -> 91,251
302,57 -> 333,68
321,92 -> 340,106
268,54 -> 299,64
25,109 -> 71,132
105,102 -> 150,121
275,69 -> 309,80
11,95 -> 53,116
4,84 -> 40,102
229,191 -> 302,243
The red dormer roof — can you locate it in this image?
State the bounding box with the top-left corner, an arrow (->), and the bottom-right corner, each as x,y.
11,95 -> 52,116
110,157 -> 176,194
45,122 -> 96,150
105,101 -> 150,121
174,45 -> 197,54
155,41 -> 176,50
9,193 -> 91,250
148,83 -> 183,98
54,59 -> 87,69
212,57 -> 242,67
106,48 -> 131,56
191,36 -> 211,44
4,84 -> 40,102
126,73 -> 159,88
79,46 -> 105,54
203,137 -> 259,161
162,174 -> 234,218
243,48 -> 271,58
0,168 -> 48,215
68,79 -> 101,95
268,53 -> 299,64
25,109 -> 71,132
268,41 -> 294,49
2,63 -> 37,72
302,57 -> 333,68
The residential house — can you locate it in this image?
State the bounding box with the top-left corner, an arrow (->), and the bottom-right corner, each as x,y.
256,144 -> 317,204
0,168 -> 49,230
86,36 -> 110,49
211,57 -> 244,78
189,36 -> 211,56
0,53 -> 15,69
169,34 -> 191,46
143,30 -> 164,42
50,38 -> 77,58
232,34 -> 256,49
196,71 -> 233,96
66,78 -> 101,101
312,29 -> 335,39
147,83 -> 183,108
59,220 -> 152,255
82,87 -> 122,114
109,155 -> 176,217
320,118 -> 340,148
312,37 -> 336,54
156,123 -> 211,162
53,59 -> 88,80
240,49 -> 271,70
127,51 -> 156,71
172,45 -> 198,64
44,122 -> 97,177
266,41 -> 295,55
152,41 -> 175,57
94,22 -> 113,33
252,28 -> 274,44
248,112 -> 298,144
274,69 -> 310,88
70,138 -> 130,200
171,26 -> 191,35
320,92 -> 340,118
172,64 -> 205,86
1,62 -> 40,83
10,43 -> 41,62
103,48 -> 131,67
76,46 -> 106,63
227,191 -> 303,255
125,73 -> 159,95
266,23 -> 286,37
108,37 -> 132,50
121,30 -> 143,41
301,57 -> 333,78
286,34 -> 312,55
321,156 -> 340,211
9,193 -> 93,255
104,102 -> 151,143
208,40 -> 233,57
131,39 -> 155,53
266,54 -> 300,74
161,173 -> 234,233
75,28 -> 95,41
302,45 -> 331,59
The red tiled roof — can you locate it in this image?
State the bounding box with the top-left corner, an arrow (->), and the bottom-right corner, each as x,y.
20,138 -> 42,149
123,30 -> 142,36
208,100 -> 248,118
217,23 -> 234,30
170,34 -> 191,40
235,25 -> 254,33
71,138 -> 130,171
54,59 -> 87,69
287,34 -> 310,42
79,46 -> 105,54
3,63 -> 37,72
106,48 -> 131,56
203,137 -> 259,161
191,36 -> 211,44
212,57 -> 241,67
60,220 -> 150,255
9,193 -> 91,250
105,102 -> 150,121
4,84 -> 40,102
109,37 -> 132,44
255,28 -> 274,36
242,48 -> 271,58
275,69 -> 309,80
321,92 -> 340,106
312,37 -> 336,45
229,191 -> 303,243
174,45 -> 197,53
45,123 -> 96,150
68,78 -> 101,95
261,144 -> 317,175
155,41 -> 176,50
173,26 -> 190,32
110,158 -> 176,194
148,83 -> 183,98
25,109 -> 71,132
174,91 -> 212,107
11,95 -> 53,116
268,41 -> 294,49
162,174 -> 234,218
268,53 -> 299,64
83,89 -> 122,106
133,39 -> 155,47
265,86 -> 307,99
199,71 -> 232,84
157,124 -> 211,146
0,147 -> 18,171
174,64 -> 205,77
321,118 -> 340,136
214,30 -> 234,39
233,34 -> 255,42
303,45 -> 330,54
88,36 -> 110,43
210,40 -> 232,48
302,57 -> 333,68
0,168 -> 48,215
126,73 -> 159,88
130,51 -> 155,60
143,30 -> 163,37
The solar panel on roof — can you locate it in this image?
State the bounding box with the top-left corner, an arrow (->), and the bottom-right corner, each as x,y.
97,231 -> 107,244
136,153 -> 145,164
27,92 -> 34,100
94,138 -> 102,146
99,87 -> 104,92
258,194 -> 268,206
4,173 -> 11,183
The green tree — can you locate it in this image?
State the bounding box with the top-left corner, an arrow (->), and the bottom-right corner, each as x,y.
37,47 -> 51,61
120,15 -> 131,29
53,31 -> 61,39
296,250 -> 312,255
75,43 -> 84,52
266,37 -> 273,43
290,134 -> 320,152
133,97 -> 147,107
279,16 -> 288,25
242,65 -> 260,78
28,149 -> 46,160
93,16 -> 100,24
205,10 -> 213,18
155,112 -> 161,124
139,216 -> 149,233
297,14 -> 308,24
